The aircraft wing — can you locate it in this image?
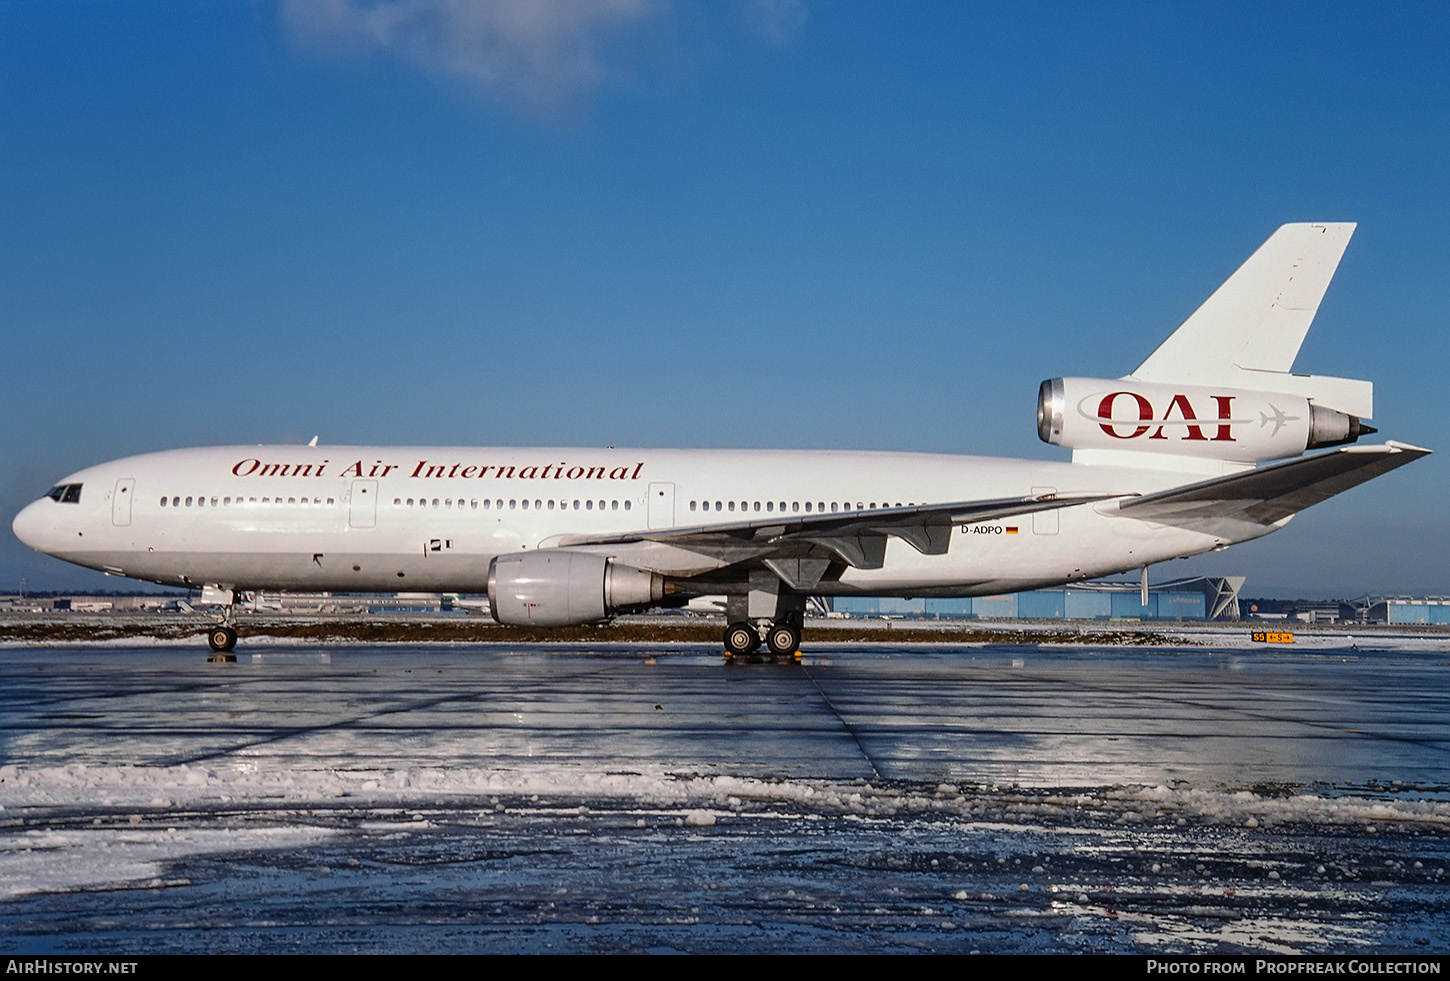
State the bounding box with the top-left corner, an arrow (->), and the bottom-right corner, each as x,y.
1116,441 -> 1430,526
547,492 -> 1114,589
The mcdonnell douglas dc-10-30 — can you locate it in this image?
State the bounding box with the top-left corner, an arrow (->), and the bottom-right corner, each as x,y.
13,223 -> 1428,656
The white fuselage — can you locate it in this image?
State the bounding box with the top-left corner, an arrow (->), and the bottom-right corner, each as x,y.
11,444 -> 1274,598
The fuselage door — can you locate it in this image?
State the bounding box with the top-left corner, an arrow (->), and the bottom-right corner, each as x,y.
647,482 -> 675,530
111,478 -> 135,527
349,480 -> 378,528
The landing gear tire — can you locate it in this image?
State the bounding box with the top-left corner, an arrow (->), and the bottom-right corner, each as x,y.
765,623 -> 801,658
724,622 -> 759,658
208,625 -> 238,659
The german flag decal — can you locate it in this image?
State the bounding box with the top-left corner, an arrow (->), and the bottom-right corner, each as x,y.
1005,526 -> 1019,534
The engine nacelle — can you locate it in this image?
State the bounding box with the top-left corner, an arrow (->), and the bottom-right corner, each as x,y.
1038,377 -> 1373,464
487,550 -> 666,627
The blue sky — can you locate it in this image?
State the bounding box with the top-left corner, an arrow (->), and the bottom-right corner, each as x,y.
3,0 -> 1447,598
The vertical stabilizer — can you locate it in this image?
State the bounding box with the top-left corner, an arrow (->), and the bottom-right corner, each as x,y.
1129,222 -> 1370,418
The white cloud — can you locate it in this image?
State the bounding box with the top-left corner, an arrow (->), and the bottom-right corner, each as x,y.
280,0 -> 666,112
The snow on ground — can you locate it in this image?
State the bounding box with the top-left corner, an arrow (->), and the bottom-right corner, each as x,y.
5,761 -> 1449,901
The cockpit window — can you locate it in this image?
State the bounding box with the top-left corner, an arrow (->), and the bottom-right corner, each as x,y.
45,483 -> 83,504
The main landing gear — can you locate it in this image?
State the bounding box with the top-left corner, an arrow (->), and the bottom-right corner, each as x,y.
723,618 -> 803,661
723,576 -> 807,662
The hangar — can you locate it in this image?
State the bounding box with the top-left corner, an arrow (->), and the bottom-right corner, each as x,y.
831,576 -> 1245,621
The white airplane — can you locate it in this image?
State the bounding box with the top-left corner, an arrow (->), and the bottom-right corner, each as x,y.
12,223 -> 1428,656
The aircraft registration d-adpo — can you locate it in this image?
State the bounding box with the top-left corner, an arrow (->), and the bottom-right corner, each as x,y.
13,223 -> 1429,656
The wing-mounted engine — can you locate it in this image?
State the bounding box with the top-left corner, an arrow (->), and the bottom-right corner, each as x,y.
487,550 -> 666,627
1038,377 -> 1375,465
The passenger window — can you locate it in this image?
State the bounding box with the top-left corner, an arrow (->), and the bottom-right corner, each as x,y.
160,497 -> 168,507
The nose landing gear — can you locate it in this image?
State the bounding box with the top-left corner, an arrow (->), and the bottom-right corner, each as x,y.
204,586 -> 240,661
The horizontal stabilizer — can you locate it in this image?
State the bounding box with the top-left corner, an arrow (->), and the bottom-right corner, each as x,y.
1117,442 -> 1429,526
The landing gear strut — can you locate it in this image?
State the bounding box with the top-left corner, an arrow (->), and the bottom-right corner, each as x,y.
205,586 -> 240,661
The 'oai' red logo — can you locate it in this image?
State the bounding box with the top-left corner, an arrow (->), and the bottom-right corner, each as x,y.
1094,392 -> 1235,441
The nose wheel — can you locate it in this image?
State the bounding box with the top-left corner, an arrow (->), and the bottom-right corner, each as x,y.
207,624 -> 238,660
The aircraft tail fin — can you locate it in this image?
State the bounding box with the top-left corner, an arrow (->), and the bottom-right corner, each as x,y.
1129,222 -> 1371,418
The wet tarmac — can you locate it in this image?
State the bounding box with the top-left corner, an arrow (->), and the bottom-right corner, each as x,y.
2,640 -> 1448,953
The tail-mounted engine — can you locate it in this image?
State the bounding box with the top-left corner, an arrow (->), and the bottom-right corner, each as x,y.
1038,377 -> 1375,464
487,550 -> 666,627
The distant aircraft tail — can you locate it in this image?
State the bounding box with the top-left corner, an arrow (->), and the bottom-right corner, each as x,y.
1039,223 -> 1380,472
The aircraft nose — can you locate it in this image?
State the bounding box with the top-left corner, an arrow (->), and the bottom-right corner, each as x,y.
12,499 -> 56,553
